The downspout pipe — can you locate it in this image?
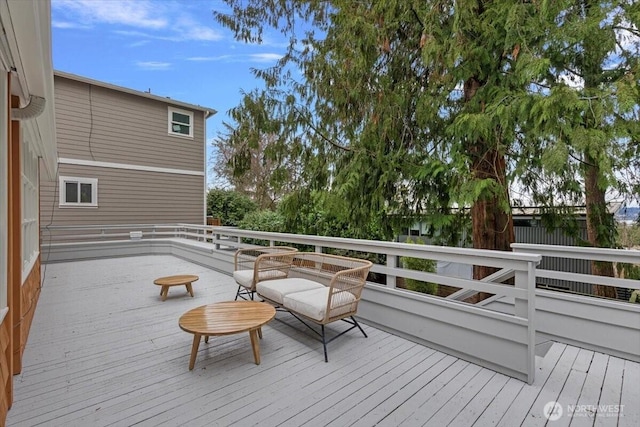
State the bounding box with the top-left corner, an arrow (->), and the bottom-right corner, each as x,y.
11,94 -> 45,120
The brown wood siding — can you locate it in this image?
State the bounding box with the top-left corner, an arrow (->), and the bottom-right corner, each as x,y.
40,164 -> 205,226
1,74 -> 12,427
54,75 -> 205,172
8,98 -> 21,377
0,315 -> 10,424
16,259 -> 39,373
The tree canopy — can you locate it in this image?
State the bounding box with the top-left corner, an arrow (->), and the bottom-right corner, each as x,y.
213,1 -> 640,287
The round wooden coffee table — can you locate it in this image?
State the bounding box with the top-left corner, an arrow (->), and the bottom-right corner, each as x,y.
153,274 -> 199,301
178,301 -> 276,370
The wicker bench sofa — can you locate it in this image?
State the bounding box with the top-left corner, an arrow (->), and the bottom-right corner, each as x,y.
234,249 -> 372,361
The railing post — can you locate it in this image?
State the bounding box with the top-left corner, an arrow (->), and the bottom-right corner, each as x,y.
315,245 -> 323,254
215,233 -> 220,250
386,255 -> 397,288
515,262 -> 536,384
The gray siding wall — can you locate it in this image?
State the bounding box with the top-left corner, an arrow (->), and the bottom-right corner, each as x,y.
43,75 -> 207,227
53,75 -> 205,171
40,164 -> 204,226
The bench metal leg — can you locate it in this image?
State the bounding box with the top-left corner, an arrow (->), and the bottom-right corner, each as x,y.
352,316 -> 367,338
277,310 -> 366,363
321,325 -> 328,362
235,285 -> 255,301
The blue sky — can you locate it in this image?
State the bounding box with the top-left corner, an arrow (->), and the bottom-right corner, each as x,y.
51,0 -> 285,185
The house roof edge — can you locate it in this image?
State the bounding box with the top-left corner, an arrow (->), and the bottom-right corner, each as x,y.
54,70 -> 217,117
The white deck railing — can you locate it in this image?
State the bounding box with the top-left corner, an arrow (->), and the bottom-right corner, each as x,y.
43,223 -> 544,382
512,243 -> 640,294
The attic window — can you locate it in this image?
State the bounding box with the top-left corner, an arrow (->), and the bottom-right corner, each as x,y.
168,107 -> 193,138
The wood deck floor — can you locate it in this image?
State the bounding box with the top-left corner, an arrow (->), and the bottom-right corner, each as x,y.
8,255 -> 639,426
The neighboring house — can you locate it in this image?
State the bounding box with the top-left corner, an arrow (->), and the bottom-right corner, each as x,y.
40,71 -> 216,229
0,0 -> 58,422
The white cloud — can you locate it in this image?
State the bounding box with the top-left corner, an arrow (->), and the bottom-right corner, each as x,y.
174,16 -> 223,42
51,20 -> 90,30
52,0 -> 223,42
186,53 -> 283,63
187,55 -> 232,62
53,0 -> 167,29
136,61 -> 171,70
249,53 -> 283,63
128,40 -> 151,48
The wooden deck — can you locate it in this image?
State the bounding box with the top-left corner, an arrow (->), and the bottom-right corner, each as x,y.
8,255 -> 639,426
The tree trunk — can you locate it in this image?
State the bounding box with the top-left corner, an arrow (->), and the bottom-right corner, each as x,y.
470,147 -> 515,277
464,77 -> 515,284
584,155 -> 617,299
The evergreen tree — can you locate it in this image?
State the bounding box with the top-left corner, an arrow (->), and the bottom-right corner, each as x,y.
212,90 -> 303,209
520,0 -> 640,298
214,1 -> 639,289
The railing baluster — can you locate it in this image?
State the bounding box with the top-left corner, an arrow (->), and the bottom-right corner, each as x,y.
386,255 -> 397,288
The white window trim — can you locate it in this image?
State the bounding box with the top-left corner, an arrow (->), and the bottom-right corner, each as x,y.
22,140 -> 39,279
168,106 -> 194,138
59,176 -> 98,207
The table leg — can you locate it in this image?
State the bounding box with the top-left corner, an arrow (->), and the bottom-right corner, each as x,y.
258,327 -> 262,339
189,334 -> 201,370
249,329 -> 260,365
161,286 -> 169,301
204,335 -> 209,344
185,283 -> 194,297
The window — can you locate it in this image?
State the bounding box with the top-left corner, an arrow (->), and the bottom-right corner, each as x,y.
59,176 -> 98,207
22,141 -> 39,275
168,107 -> 193,138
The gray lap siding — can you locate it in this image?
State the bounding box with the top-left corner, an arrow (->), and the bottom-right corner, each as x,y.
40,164 -> 204,225
54,75 -> 206,171
42,72 -> 210,227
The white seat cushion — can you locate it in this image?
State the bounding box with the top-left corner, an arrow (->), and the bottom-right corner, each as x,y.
234,269 -> 289,289
283,287 -> 357,321
233,270 -> 254,288
257,278 -> 324,304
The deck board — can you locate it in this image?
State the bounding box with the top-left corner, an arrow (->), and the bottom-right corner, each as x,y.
526,345 -> 581,426
594,356 -> 624,427
570,352 -> 610,427
7,255 -> 638,427
550,349 -> 593,427
447,372 -> 511,427
423,368 -> 496,426
619,360 -> 640,427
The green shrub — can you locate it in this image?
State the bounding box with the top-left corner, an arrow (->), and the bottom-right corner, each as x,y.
401,237 -> 438,295
206,188 -> 257,226
238,210 -> 285,233
238,210 -> 286,246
